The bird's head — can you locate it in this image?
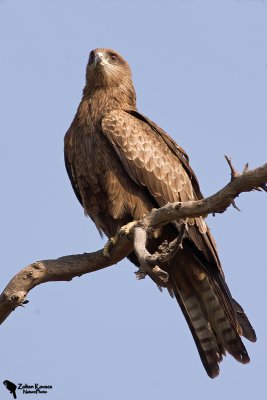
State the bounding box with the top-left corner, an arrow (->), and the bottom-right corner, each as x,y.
85,48 -> 133,89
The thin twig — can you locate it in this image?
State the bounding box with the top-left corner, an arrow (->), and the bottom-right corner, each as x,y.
225,155 -> 239,179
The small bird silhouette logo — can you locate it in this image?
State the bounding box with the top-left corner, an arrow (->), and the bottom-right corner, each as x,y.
3,380 -> 17,399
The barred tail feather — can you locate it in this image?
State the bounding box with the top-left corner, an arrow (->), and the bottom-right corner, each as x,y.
193,275 -> 250,364
172,279 -> 222,378
169,254 -> 252,377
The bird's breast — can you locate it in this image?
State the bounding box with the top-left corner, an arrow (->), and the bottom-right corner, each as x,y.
69,123 -> 150,237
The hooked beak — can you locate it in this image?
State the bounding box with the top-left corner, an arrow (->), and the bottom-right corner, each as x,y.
94,52 -> 108,67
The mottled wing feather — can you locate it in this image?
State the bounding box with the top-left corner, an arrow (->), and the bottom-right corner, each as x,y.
125,111 -> 226,269
102,110 -> 220,264
102,110 -> 195,206
125,110 -> 204,200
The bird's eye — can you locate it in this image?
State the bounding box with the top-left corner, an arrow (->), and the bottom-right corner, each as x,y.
89,51 -> 94,64
110,54 -> 118,62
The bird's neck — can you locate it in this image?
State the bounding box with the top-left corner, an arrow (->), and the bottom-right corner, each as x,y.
78,84 -> 137,125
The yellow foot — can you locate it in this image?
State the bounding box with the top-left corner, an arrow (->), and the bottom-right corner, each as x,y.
118,221 -> 138,238
103,236 -> 118,258
103,221 -> 137,258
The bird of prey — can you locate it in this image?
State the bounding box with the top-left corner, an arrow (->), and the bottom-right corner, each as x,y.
64,48 -> 256,378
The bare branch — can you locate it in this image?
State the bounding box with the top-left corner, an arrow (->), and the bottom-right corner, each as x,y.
133,225 -> 170,285
1,161 -> 266,325
150,224 -> 187,265
0,237 -> 133,325
141,162 -> 267,229
133,223 -> 187,286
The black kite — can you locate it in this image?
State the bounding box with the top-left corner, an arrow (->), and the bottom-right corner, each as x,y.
64,48 -> 256,378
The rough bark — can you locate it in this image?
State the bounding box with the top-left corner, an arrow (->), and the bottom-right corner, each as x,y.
1,160 -> 266,325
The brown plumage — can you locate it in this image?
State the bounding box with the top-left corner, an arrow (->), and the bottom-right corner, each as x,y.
64,48 -> 256,378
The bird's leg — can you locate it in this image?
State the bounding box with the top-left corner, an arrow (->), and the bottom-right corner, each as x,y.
103,221 -> 137,258
103,236 -> 118,258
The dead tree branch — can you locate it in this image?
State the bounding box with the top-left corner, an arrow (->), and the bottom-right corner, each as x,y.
1,160 -> 266,325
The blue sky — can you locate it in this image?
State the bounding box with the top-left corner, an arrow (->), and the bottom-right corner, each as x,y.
1,0 -> 266,399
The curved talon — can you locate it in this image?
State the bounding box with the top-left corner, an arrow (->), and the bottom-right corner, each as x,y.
118,221 -> 138,238
135,268 -> 147,280
135,265 -> 169,285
